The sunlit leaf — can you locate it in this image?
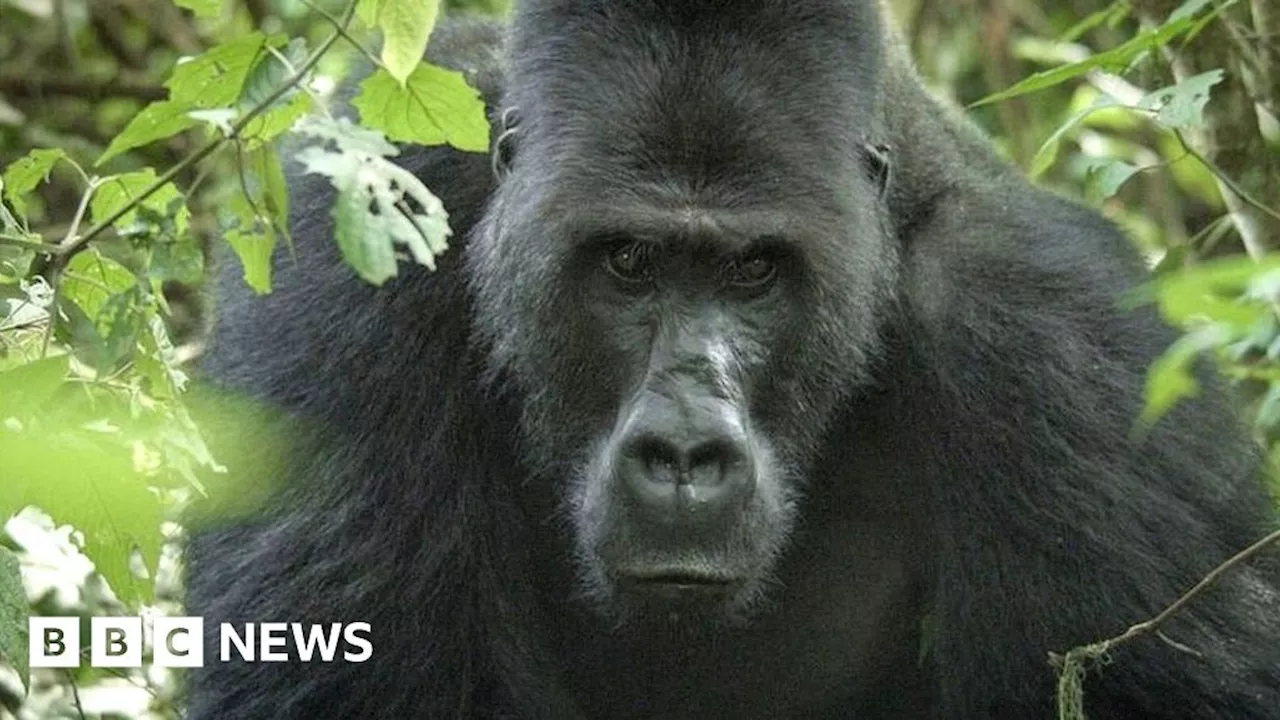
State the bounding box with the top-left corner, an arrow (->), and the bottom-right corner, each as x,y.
366,0 -> 441,85
353,64 -> 489,152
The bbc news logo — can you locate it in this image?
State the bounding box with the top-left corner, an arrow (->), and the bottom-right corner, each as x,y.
29,617 -> 373,668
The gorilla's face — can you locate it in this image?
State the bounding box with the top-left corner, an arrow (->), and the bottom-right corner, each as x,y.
470,147 -> 897,625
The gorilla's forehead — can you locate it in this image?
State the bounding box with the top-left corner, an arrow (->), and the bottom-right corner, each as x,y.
507,4 -> 883,188
535,189 -> 837,253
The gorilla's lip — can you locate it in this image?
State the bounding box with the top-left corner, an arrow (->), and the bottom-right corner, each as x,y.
615,568 -> 738,588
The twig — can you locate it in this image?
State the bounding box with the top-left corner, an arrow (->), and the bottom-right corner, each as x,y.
1172,129 -> 1280,225
0,233 -> 60,254
57,0 -> 360,263
59,178 -> 103,252
64,667 -> 86,720
300,0 -> 382,68
1049,525 -> 1280,671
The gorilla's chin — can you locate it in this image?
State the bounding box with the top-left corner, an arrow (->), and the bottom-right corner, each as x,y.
603,574 -> 767,629
581,540 -> 779,628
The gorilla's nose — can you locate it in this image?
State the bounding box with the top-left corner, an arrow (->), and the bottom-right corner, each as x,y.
615,392 -> 756,523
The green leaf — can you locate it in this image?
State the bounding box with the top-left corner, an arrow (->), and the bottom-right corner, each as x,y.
220,146 -> 290,293
95,33 -> 285,165
237,38 -> 312,143
357,0 -> 382,28
0,246 -> 35,283
1060,1 -> 1131,43
370,0 -> 441,85
1137,70 -> 1225,129
168,32 -> 286,107
1255,384 -> 1280,433
1084,158 -> 1141,201
1168,0 -> 1215,22
0,547 -> 27,694
225,228 -> 277,294
0,426 -> 163,602
353,64 -> 489,152
1149,255 -> 1280,328
0,355 -> 68,418
332,184 -> 399,285
98,102 -> 199,166
174,0 -> 223,18
89,170 -> 190,235
972,5 -> 1220,108
59,251 -> 144,372
293,116 -> 453,285
1142,323 -> 1231,425
242,93 -> 311,144
247,146 -> 290,246
2,149 -> 69,221
150,238 -> 205,284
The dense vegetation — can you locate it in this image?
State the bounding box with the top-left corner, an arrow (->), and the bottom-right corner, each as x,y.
0,0 -> 1276,717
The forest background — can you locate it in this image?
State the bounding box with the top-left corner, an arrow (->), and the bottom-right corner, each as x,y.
0,0 -> 1277,718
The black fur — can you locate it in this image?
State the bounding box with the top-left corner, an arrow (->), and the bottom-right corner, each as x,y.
187,3 -> 1280,719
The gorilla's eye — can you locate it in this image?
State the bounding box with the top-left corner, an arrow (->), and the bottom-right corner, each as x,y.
725,253 -> 778,290
605,242 -> 653,284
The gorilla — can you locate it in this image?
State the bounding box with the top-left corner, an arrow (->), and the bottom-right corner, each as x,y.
186,1 -> 1280,718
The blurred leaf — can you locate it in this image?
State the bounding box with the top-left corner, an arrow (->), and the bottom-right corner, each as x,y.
0,419 -> 163,602
1085,158 -> 1141,201
1137,70 -> 1225,129
1060,1 -> 1131,42
2,148 -> 69,221
150,238 -> 205,284
0,246 -> 35,284
1168,0 -> 1215,22
174,0 -> 223,18
972,3 -> 1229,107
353,64 -> 490,152
1031,96 -> 1120,177
1143,323 -> 1231,425
0,547 -> 27,694
1151,256 -> 1279,328
1256,383 -> 1280,434
0,355 -> 68,417
1159,133 -> 1224,207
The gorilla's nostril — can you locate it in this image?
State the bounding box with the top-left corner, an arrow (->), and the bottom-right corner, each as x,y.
686,438 -> 744,486
626,435 -> 680,483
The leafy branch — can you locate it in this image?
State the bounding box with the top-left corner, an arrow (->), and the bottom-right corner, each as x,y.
53,0 -> 359,267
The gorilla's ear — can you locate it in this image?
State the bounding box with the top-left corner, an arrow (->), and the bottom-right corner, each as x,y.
861,142 -> 893,200
492,106 -> 521,179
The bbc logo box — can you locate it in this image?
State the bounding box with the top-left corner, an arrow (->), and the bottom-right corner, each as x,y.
29,616 -> 204,669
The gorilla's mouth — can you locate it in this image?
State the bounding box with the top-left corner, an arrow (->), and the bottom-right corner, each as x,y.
616,569 -> 739,596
